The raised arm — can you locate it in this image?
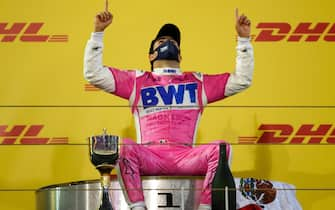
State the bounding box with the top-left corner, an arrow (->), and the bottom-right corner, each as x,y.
224,8 -> 254,96
83,0 -> 116,92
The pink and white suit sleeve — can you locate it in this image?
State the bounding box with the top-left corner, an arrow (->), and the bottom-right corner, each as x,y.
83,32 -> 135,99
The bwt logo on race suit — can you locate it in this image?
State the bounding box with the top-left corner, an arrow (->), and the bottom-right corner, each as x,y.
140,83 -> 198,109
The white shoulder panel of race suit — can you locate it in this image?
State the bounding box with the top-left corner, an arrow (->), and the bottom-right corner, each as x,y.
129,70 -> 145,107
191,72 -> 208,147
192,72 -> 208,106
128,70 -> 145,144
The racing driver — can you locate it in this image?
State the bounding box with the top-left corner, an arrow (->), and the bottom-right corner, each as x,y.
84,1 -> 254,209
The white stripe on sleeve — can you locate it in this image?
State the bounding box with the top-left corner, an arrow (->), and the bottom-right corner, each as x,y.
224,37 -> 254,96
83,32 -> 116,93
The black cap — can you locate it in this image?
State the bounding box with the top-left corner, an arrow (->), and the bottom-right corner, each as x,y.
155,23 -> 180,45
149,23 -> 181,54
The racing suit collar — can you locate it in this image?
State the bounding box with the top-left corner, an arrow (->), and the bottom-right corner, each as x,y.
153,67 -> 182,75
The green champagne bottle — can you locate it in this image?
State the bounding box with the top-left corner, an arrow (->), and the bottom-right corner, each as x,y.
211,143 -> 236,210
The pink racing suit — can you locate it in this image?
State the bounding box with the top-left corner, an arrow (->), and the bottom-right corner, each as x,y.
84,32 -> 254,209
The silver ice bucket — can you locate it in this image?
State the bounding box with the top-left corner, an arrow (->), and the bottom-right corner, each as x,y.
36,175 -> 205,210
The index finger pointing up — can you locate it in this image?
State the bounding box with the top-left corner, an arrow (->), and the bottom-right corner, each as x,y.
235,8 -> 239,20
105,0 -> 109,12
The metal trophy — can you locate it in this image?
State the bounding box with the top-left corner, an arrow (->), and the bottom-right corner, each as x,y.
89,129 -> 119,210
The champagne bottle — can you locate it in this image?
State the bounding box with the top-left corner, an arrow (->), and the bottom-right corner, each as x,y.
211,143 -> 236,210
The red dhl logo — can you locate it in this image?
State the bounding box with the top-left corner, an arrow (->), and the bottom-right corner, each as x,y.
255,22 -> 335,42
235,22 -> 335,42
0,125 -> 69,144
0,22 -> 68,42
239,124 -> 335,144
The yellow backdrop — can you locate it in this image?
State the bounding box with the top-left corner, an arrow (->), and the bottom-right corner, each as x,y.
1,0 -> 335,209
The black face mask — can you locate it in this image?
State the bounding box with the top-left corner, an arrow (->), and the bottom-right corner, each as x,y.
152,40 -> 180,63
